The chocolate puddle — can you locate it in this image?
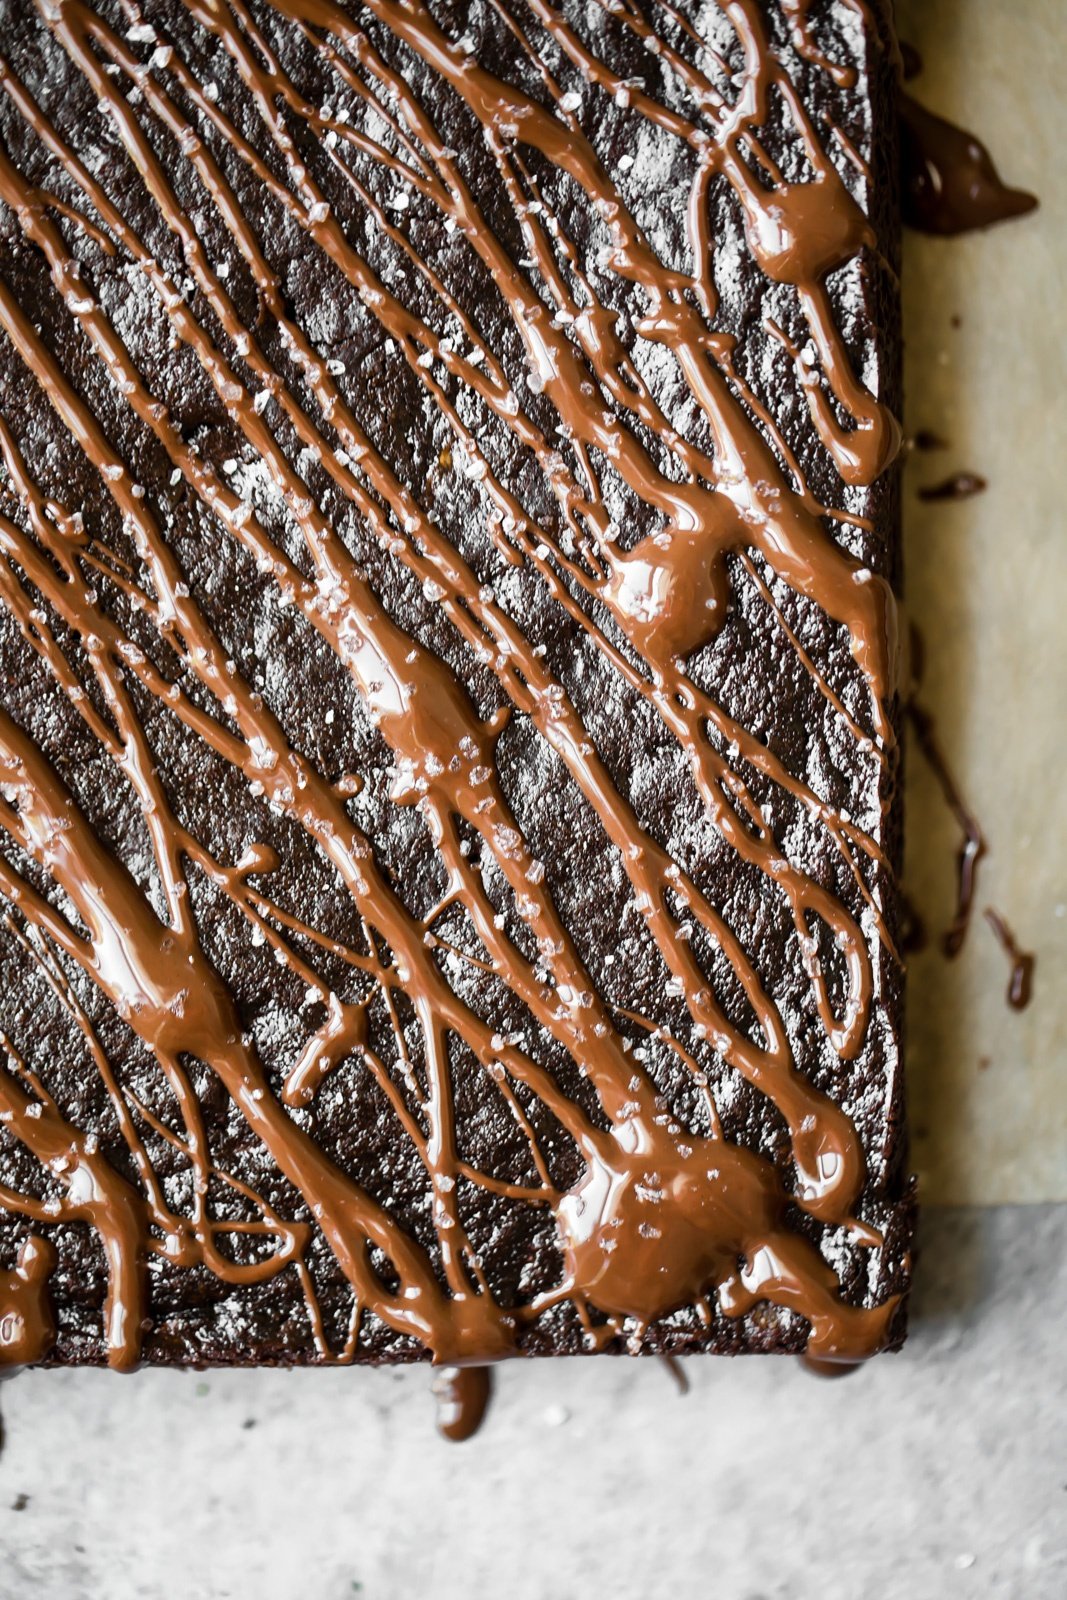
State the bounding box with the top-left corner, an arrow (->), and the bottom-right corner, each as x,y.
901,94 -> 1038,236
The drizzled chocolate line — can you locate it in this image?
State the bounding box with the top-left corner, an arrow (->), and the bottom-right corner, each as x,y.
0,1236 -> 55,1367
905,699 -> 985,961
905,648 -> 1035,1016
982,909 -> 1034,1014
0,0 -> 904,1370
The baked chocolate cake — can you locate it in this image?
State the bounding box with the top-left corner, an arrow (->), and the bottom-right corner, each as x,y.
0,0 -> 911,1372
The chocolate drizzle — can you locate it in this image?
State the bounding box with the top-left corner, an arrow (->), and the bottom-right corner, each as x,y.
905,700 -> 985,959
0,0 -> 907,1375
906,687 -> 1035,1015
0,1236 -> 56,1367
982,910 -> 1035,1013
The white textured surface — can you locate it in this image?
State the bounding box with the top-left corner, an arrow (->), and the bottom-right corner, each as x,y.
1,1206 -> 1064,1600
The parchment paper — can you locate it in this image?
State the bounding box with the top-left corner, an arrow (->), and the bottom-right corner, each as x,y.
899,0 -> 1067,1202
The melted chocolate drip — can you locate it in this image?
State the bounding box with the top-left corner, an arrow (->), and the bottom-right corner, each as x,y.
918,472 -> 987,502
906,701 -> 986,959
0,1237 -> 56,1368
901,94 -> 1038,236
432,1365 -> 494,1442
983,910 -> 1035,1013
800,1352 -> 860,1378
913,430 -> 948,452
660,1353 -> 690,1396
0,0 -> 907,1372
